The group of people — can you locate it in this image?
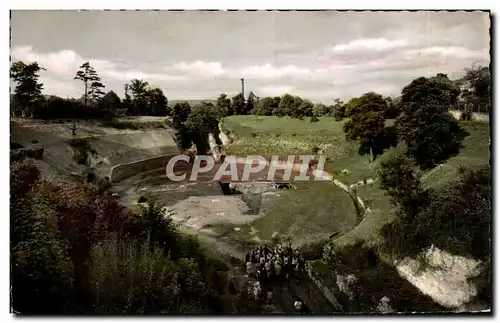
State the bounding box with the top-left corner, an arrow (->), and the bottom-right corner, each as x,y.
242,242 -> 313,313
244,242 -> 306,285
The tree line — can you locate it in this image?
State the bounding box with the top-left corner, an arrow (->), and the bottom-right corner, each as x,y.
10,61 -> 169,119
10,59 -> 489,122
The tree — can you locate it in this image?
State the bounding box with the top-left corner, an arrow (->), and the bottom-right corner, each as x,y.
252,96 -> 280,116
398,74 -> 463,169
171,101 -> 192,123
98,90 -> 121,117
10,61 -> 45,118
245,91 -> 258,115
312,103 -> 328,117
401,74 -> 460,107
294,99 -> 313,119
74,62 -> 105,107
344,97 -> 362,117
123,83 -> 134,115
184,104 -> 220,154
462,65 -> 491,111
146,87 -> 168,116
276,94 -> 294,117
384,96 -> 401,119
230,93 -> 245,115
129,79 -> 149,115
343,92 -> 388,162
214,93 -> 231,119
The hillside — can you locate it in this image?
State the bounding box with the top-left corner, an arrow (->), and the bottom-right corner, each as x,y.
10,118 -> 179,182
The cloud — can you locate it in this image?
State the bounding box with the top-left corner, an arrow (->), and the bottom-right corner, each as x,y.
258,85 -> 293,97
236,64 -> 312,79
172,61 -> 225,77
331,38 -> 410,53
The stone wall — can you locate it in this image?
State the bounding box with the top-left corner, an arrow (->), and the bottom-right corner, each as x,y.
109,154 -> 178,183
306,261 -> 344,311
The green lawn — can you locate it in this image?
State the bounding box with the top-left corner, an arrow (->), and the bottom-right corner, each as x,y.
221,116 -> 356,160
211,182 -> 358,247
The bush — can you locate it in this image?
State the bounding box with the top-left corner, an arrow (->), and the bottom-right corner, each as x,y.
310,115 -> 319,123
89,238 -> 181,314
69,138 -> 92,166
379,163 -> 491,260
300,238 -> 328,260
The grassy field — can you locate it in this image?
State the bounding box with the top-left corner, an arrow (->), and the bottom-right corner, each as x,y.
221,116 -> 356,161
210,182 -> 358,247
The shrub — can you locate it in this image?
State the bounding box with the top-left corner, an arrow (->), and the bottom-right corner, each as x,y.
379,163 -> 491,260
89,238 -> 181,314
69,138 -> 92,166
300,239 -> 328,260
310,115 -> 319,123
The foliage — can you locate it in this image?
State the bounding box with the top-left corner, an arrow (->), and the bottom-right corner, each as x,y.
98,90 -> 122,117
343,97 -> 362,117
230,93 -> 245,115
252,96 -> 280,116
343,92 -> 390,161
171,101 -> 192,123
10,61 -> 46,117
128,79 -> 149,116
10,160 -> 72,313
379,154 -> 490,260
398,74 -> 465,169
378,153 -> 426,211
89,238 -> 181,314
419,165 -> 491,259
461,65 -> 491,106
245,91 -> 258,115
69,138 -> 92,166
74,62 -> 106,106
294,99 -> 314,119
184,104 -> 221,154
312,103 -> 329,117
384,96 -> 401,119
214,94 -> 231,120
146,87 -> 169,116
10,159 -> 235,314
401,73 -> 460,107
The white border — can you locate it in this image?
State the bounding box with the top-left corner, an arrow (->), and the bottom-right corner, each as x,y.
2,1 -> 497,322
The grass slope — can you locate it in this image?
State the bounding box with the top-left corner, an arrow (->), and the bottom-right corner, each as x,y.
335,120 -> 491,247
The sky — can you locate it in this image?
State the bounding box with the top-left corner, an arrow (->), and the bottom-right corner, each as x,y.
10,10 -> 490,104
